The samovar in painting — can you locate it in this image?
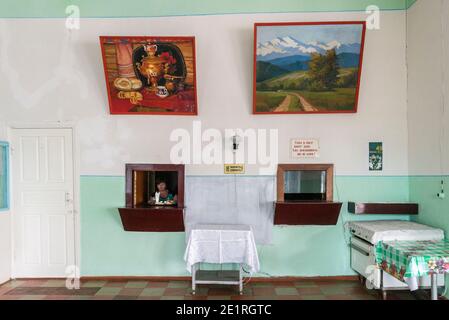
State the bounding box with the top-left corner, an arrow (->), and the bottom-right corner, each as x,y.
134,43 -> 186,96
135,44 -> 164,91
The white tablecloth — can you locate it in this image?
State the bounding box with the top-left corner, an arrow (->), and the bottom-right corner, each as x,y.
184,224 -> 260,274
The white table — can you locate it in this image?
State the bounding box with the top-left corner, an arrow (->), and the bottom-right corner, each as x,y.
184,224 -> 260,295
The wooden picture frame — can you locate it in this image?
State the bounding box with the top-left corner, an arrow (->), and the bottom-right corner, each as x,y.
100,36 -> 198,115
253,21 -> 366,114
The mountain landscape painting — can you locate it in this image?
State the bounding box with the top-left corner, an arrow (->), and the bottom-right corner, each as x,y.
253,22 -> 366,114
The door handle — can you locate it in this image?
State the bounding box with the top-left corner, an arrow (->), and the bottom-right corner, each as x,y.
65,192 -> 72,204
351,244 -> 370,256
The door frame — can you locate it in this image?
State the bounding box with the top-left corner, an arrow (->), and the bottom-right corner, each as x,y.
8,122 -> 80,278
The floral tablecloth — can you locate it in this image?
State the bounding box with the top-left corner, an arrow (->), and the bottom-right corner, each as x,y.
375,240 -> 449,281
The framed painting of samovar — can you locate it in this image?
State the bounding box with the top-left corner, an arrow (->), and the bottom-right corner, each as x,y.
100,36 -> 198,115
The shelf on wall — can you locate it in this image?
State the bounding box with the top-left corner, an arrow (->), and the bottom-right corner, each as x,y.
274,201 -> 343,226
347,202 -> 419,215
118,207 -> 185,232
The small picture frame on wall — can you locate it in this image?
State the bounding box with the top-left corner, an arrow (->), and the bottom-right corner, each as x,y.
100,36 -> 198,115
253,21 -> 366,114
369,142 -> 383,171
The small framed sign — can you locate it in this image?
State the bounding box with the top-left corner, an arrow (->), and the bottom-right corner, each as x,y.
291,139 -> 320,158
224,164 -> 245,174
369,142 -> 383,171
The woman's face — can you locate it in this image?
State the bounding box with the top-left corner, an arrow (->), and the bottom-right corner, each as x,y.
157,182 -> 167,192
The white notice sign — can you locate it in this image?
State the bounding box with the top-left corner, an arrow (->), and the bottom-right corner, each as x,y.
291,139 -> 320,158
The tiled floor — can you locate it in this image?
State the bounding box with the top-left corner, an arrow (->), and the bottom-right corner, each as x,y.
0,278 -> 437,300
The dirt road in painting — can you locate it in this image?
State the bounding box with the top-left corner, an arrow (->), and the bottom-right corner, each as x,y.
273,92 -> 318,112
273,95 -> 291,112
290,92 -> 318,112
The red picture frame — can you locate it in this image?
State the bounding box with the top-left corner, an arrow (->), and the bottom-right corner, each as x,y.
100,36 -> 198,115
253,21 -> 366,114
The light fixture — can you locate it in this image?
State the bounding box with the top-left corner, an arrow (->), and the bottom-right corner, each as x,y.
232,135 -> 241,152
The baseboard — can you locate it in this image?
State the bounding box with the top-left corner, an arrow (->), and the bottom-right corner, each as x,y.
79,275 -> 359,282
13,277 -> 66,280
250,275 -> 359,282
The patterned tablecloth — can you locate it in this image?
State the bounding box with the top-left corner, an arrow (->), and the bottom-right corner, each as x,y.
375,240 -> 449,281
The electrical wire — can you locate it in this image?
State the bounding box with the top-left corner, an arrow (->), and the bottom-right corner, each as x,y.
335,174 -> 351,246
404,1 -> 448,298
241,259 -> 274,285
438,0 -> 447,179
405,0 -> 448,298
241,266 -> 253,285
438,0 -> 448,298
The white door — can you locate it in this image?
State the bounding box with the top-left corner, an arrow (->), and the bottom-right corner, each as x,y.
11,128 -> 75,277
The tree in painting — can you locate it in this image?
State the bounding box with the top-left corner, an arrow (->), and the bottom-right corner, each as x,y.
308,49 -> 339,91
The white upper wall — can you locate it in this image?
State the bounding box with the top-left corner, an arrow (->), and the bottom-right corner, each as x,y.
407,0 -> 449,175
0,11 -> 408,176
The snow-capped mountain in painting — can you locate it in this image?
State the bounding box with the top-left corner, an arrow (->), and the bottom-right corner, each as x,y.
257,36 -> 361,61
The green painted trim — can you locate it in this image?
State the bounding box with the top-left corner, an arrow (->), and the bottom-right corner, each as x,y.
78,174 -> 449,182
407,0 -> 418,9
0,0 -> 412,18
334,175 -> 410,178
80,175 -> 125,178
80,174 -> 416,178
408,175 -> 449,178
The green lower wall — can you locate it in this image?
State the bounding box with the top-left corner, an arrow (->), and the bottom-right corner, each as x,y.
78,175 -> 449,293
80,175 -> 411,276
410,176 -> 449,236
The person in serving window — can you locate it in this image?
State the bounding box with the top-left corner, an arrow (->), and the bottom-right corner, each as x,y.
148,180 -> 177,205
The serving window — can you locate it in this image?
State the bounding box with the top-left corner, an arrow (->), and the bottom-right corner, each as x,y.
277,164 -> 334,202
274,164 -> 341,225
125,164 -> 184,208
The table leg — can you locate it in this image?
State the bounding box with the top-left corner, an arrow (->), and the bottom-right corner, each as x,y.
192,263 -> 196,295
358,274 -> 365,285
380,269 -> 387,300
431,273 -> 438,301
239,264 -> 243,295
